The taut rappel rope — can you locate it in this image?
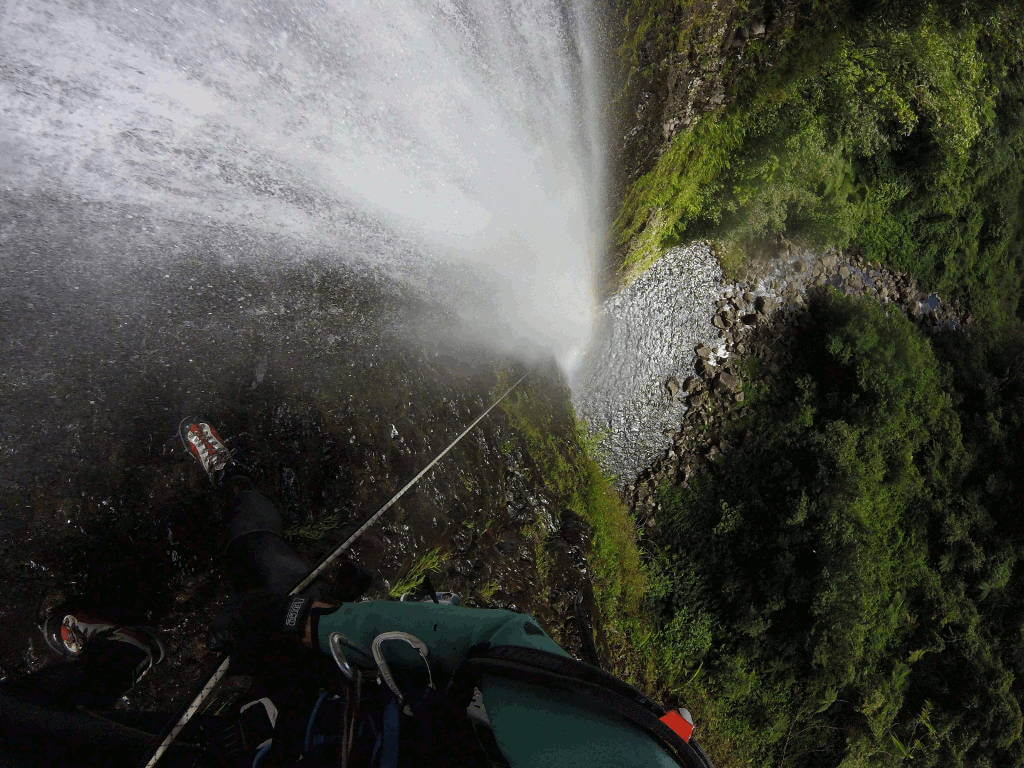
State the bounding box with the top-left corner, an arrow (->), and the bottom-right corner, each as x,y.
142,372 -> 529,768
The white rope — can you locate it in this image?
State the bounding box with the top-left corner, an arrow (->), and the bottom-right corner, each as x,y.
142,372 -> 528,767
291,372 -> 529,595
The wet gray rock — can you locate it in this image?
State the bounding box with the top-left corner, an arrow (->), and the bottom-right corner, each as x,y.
665,376 -> 681,400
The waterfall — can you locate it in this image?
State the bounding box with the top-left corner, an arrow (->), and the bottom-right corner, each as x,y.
0,0 -> 607,368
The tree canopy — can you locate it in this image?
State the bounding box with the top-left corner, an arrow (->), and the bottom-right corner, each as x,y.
654,293 -> 1024,766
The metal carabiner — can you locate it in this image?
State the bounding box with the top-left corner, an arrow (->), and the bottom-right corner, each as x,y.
370,631 -> 436,716
328,632 -> 355,682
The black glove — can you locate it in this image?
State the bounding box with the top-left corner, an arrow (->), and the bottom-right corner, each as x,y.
208,588 -> 315,656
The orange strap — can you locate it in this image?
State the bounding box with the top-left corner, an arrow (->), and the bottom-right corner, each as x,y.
659,709 -> 694,743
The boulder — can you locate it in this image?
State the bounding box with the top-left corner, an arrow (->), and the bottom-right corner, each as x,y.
714,371 -> 741,394
689,390 -> 710,409
755,295 -> 777,314
665,376 -> 681,399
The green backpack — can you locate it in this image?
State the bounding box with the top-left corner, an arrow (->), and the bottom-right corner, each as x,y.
316,601 -> 714,768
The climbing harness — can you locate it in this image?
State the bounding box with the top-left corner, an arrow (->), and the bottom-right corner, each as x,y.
142,372 -> 529,768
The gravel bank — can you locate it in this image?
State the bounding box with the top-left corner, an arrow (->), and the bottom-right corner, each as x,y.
571,243 -> 723,484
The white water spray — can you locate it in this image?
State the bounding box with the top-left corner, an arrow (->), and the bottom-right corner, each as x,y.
0,0 -> 607,368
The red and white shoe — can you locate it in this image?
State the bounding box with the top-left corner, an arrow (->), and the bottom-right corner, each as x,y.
41,608 -> 166,680
44,611 -> 111,656
179,418 -> 234,484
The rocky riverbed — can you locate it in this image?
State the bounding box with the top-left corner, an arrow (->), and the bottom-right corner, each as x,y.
611,241 -> 967,518
573,233 -> 964,506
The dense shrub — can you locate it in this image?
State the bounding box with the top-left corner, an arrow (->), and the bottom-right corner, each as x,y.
653,292 -> 1024,765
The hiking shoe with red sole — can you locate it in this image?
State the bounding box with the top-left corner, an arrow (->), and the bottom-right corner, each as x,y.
41,608 -> 166,683
179,418 -> 234,485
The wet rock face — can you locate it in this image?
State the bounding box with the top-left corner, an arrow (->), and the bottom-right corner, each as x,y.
571,244 -> 723,484
0,195 -> 590,709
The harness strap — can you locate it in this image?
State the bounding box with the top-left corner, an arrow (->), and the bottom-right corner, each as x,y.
378,700 -> 401,768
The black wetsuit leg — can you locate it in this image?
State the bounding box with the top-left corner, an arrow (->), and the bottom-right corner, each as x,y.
223,479 -> 311,595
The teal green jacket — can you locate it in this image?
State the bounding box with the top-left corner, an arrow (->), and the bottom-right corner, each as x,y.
316,600 -> 567,674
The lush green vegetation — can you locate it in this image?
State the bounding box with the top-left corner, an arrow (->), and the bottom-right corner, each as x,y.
606,2 -> 1024,764
387,547 -> 451,598
616,1 -> 1024,324
501,311 -> 1023,765
505,6 -> 1024,766
499,378 -> 659,683
650,293 -> 1024,766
